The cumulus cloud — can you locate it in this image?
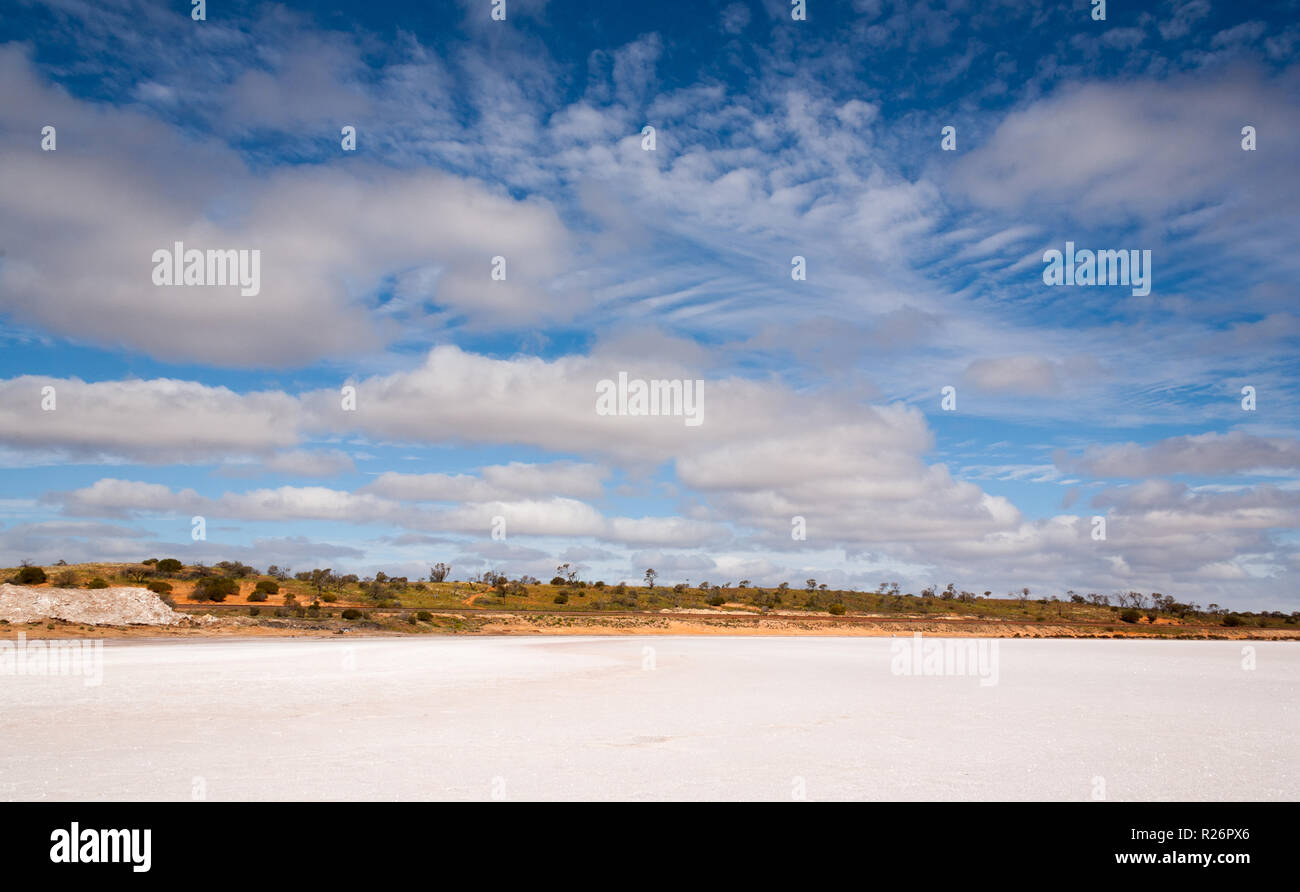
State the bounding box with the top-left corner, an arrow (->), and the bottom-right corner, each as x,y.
0,46 -> 579,366
0,375 -> 304,463
364,462 -> 608,501
947,68 -> 1300,243
1058,432 -> 1300,478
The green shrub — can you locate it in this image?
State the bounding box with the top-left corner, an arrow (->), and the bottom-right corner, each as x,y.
85,577 -> 110,589
322,592 -> 338,603
248,607 -> 261,617
416,611 -> 433,621
1120,609 -> 1141,624
191,576 -> 237,602
14,565 -> 47,585
155,558 -> 183,574
147,580 -> 173,594
1222,614 -> 1244,628
254,579 -> 280,595
553,593 -> 569,604
342,608 -> 362,620
54,570 -> 78,587
706,593 -> 726,607
828,603 -> 847,616
247,590 -> 268,602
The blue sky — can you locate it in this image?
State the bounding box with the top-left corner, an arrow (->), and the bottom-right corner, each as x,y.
1,0 -> 1298,608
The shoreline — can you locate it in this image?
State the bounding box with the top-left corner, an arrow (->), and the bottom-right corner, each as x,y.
5,609 -> 1298,641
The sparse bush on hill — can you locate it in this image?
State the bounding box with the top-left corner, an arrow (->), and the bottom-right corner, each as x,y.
828,603 -> 847,616
706,593 -> 726,607
54,570 -> 78,587
247,590 -> 268,602
554,593 -> 569,604
416,611 -> 433,622
1222,614 -> 1244,627
146,581 -> 173,594
341,609 -> 362,620
248,607 -> 260,617
156,558 -> 183,574
322,593 -> 338,603
549,576 -> 565,585
85,578 -> 109,589
216,561 -> 257,578
254,579 -> 280,596
1120,609 -> 1141,624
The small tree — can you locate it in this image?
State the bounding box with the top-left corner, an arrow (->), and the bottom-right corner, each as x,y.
429,563 -> 451,583
307,568 -> 334,596
644,568 -> 657,590
124,564 -> 154,583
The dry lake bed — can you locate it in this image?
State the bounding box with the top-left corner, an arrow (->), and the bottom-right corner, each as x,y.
2,636 -> 1295,800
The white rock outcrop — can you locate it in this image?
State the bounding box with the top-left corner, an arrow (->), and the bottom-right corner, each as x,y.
0,584 -> 182,625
